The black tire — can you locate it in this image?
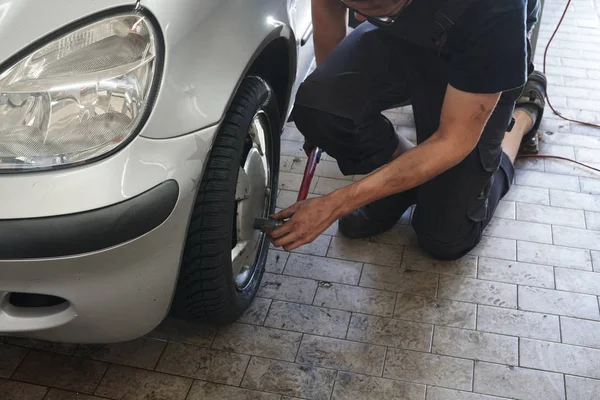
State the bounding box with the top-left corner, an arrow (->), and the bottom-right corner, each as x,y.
170,76 -> 280,324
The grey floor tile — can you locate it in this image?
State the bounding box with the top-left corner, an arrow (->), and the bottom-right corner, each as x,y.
277,189 -> 300,209
279,171 -> 318,192
504,185 -> 550,205
266,249 -> 289,273
426,387 -> 510,400
146,317 -> 217,347
394,294 -> 476,329
384,348 -> 473,391
515,170 -> 580,191
550,189 -> 600,212
12,351 -> 107,394
359,265 -> 438,296
473,362 -> 565,400
45,389 -> 105,400
553,226 -> 600,251
74,337 -> 167,370
518,285 -> 600,319
187,381 -> 280,400
477,305 -> 561,341
495,200 -> 516,219
95,365 -> 192,400
258,273 -> 318,304
291,159 -> 353,181
478,257 -> 555,288
241,357 -> 336,400
585,210 -> 600,230
0,379 -> 47,400
291,235 -> 331,257
297,335 -> 386,376
437,276 -> 517,309
264,301 -> 351,338
0,344 -> 27,378
332,371 -> 426,400
401,247 -> 477,277
212,323 -> 302,361
328,236 -> 404,267
555,267 -> 600,295
516,202 -> 586,228
370,224 -> 419,247
346,314 -> 432,352
580,177 -> 600,195
313,283 -> 396,317
517,241 -> 593,270
594,251 -> 600,271
280,155 -> 295,172
483,218 -> 553,243
561,316 -> 600,349
469,236 -> 517,260
0,337 -> 77,355
237,297 -> 271,325
520,338 -> 600,379
155,342 -> 249,385
432,326 -> 518,365
565,375 -> 600,400
284,253 -> 363,285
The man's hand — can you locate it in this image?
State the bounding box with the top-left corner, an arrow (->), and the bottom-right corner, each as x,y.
267,194 -> 343,251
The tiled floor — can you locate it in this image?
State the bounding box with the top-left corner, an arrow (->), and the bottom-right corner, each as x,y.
2,0 -> 600,399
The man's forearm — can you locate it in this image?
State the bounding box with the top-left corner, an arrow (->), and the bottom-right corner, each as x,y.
312,0 -> 348,64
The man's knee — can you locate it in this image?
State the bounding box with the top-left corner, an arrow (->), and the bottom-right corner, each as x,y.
413,224 -> 481,261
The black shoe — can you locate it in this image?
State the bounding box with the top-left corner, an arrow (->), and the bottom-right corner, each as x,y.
516,70 -> 547,154
338,192 -> 412,239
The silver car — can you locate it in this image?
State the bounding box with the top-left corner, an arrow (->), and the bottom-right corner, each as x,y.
0,0 -> 314,343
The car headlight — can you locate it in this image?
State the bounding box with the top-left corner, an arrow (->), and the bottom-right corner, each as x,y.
0,12 -> 161,171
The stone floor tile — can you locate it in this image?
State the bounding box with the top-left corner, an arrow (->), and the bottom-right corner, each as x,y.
332,371 -> 426,400
426,387 -> 510,400
313,283 -> 396,317
0,337 -> 78,355
432,326 -> 518,365
516,202 -> 586,228
483,218 -> 553,243
504,185 -> 550,205
188,381 -> 280,400
264,301 -> 351,338
469,236 -> 517,260
545,158 -> 600,179
74,337 -> 166,370
515,170 -> 580,191
494,200 -> 516,219
437,276 -> 517,309
95,365 -> 192,400
265,249 -> 289,273
146,317 -> 217,347
359,265 -> 438,296
586,210 -> 600,230
561,316 -> 600,349
237,297 -> 271,325
550,189 -> 600,212
278,171 -> 318,192
277,189 -> 300,209
515,156 -> 545,171
44,389 -> 107,400
284,253 -> 363,285
370,225 -> 419,247
280,155 -> 295,172
328,236 -> 403,266
555,267 -> 600,295
290,235 -> 331,257
518,285 -> 600,319
0,379 -> 47,400
291,159 -> 353,181
241,357 -> 336,400
12,351 -> 107,394
473,362 -> 565,400
517,241 -> 593,270
383,349 -> 473,391
401,247 -> 477,277
297,335 -> 386,376
258,273 -> 318,304
553,226 -> 600,251
281,140 -> 306,158
478,257 -> 555,288
477,305 -> 560,341
565,375 -> 600,400
155,342 -> 249,385
212,323 -> 302,361
520,338 -> 600,379
346,314 -> 432,352
580,177 -> 600,195
593,251 -> 600,271
314,177 -> 352,195
394,294 -> 477,329
281,124 -> 304,142
0,344 -> 27,378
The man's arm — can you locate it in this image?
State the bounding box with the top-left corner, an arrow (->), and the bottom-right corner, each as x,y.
269,86 -> 501,250
312,0 -> 348,64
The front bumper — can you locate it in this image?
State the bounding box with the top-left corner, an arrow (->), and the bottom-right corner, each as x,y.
0,124 -> 219,343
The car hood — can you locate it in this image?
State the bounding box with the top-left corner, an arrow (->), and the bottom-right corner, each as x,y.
0,0 -> 134,65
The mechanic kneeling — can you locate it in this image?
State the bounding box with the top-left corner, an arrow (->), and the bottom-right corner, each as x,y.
268,0 -> 547,260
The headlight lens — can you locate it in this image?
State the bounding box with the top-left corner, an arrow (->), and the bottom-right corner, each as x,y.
0,13 -> 159,171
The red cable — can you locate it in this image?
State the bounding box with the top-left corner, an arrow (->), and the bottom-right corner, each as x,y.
518,153 -> 600,173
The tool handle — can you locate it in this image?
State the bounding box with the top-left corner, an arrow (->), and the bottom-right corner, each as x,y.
298,147 -> 321,201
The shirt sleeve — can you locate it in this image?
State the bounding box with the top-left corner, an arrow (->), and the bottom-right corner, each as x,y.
448,8 -> 528,94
